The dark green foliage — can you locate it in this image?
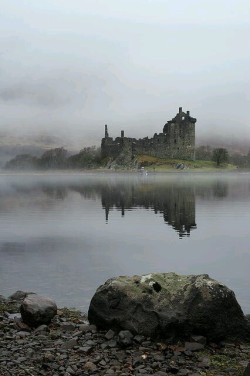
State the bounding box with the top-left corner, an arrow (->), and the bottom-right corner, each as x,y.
38,147 -> 68,169
229,153 -> 248,168
212,148 -> 229,166
5,146 -> 103,170
247,149 -> 250,166
5,154 -> 38,170
68,146 -> 101,169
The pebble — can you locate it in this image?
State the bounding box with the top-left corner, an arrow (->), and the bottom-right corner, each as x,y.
0,303 -> 250,376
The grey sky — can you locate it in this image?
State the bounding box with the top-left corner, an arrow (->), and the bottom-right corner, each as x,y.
0,0 -> 250,148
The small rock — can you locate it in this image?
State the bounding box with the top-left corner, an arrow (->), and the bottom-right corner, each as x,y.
184,342 -> 204,351
60,321 -> 75,331
14,318 -> 31,331
61,338 -> 78,349
78,346 -> 93,354
84,361 -> 97,372
190,335 -> 206,345
105,329 -> 115,340
9,290 -> 34,301
107,339 -> 117,347
118,330 -> 134,347
16,331 -> 30,338
78,323 -> 97,332
34,324 -> 49,333
20,294 -> 57,327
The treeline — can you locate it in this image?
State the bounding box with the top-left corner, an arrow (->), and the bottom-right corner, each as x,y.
196,146 -> 250,167
4,144 -> 250,170
5,146 -> 102,170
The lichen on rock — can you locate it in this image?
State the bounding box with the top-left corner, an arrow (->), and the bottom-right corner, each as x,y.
88,272 -> 249,341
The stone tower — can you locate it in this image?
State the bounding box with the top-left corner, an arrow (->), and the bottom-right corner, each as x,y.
101,107 -> 197,160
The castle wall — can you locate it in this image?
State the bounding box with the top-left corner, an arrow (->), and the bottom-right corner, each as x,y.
101,108 -> 196,161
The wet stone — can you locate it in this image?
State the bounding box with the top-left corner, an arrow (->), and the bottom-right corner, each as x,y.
1,297 -> 250,376
105,329 -> 115,340
118,330 -> 134,347
184,342 -> 204,351
60,322 -> 76,332
61,338 -> 78,349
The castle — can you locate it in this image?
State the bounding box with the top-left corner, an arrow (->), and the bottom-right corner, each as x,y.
101,107 -> 197,161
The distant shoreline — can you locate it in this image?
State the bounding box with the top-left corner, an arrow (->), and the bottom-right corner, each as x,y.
1,167 -> 250,174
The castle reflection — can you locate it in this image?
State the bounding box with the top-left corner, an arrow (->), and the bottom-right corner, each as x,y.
2,175 -> 232,238
101,181 -> 197,238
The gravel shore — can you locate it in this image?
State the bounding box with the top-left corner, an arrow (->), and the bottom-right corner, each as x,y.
1,299 -> 250,376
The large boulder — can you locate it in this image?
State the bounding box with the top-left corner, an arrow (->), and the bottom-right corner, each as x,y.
88,273 -> 248,341
20,294 -> 57,327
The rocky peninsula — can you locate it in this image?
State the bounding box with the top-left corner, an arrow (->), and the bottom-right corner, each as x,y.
1,273 -> 250,376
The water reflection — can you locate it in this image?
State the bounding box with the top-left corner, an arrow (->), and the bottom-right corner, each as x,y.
0,177 -> 198,237
0,174 -> 236,238
101,183 -> 197,238
0,172 -> 250,312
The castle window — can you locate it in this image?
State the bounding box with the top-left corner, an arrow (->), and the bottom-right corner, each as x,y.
182,116 -> 185,120
174,139 -> 177,144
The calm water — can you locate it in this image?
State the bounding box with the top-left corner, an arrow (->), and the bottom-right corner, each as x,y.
0,171 -> 250,313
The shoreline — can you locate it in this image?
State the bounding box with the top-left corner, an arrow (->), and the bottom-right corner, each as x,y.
1,295 -> 250,375
1,167 -> 250,175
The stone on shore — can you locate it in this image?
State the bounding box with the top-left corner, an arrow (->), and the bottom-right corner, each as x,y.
88,272 -> 248,341
1,292 -> 250,375
20,294 -> 57,327
244,362 -> 250,376
9,290 -> 34,301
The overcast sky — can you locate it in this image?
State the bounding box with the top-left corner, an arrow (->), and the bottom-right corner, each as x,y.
0,0 -> 250,147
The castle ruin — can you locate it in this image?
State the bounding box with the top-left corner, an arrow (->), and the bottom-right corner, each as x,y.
101,107 -> 197,161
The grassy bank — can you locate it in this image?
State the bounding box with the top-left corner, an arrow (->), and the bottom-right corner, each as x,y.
136,155 -> 237,172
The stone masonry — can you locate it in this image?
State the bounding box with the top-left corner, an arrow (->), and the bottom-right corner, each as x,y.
101,107 -> 197,161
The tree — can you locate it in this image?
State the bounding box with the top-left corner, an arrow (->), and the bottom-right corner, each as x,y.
39,147 -> 68,169
195,145 -> 212,161
68,146 -> 101,168
212,148 -> 229,167
246,150 -> 250,167
229,153 -> 246,168
5,154 -> 38,170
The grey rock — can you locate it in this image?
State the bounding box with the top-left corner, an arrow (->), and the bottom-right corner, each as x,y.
14,318 -> 31,331
16,331 -> 31,338
197,355 -> 211,368
88,272 -> 248,341
190,335 -> 206,345
78,323 -> 97,333
61,338 -> 78,349
84,361 -> 97,372
20,294 -> 57,327
184,342 -> 204,351
105,329 -> 115,340
60,321 -> 75,332
34,324 -> 49,333
78,346 -> 93,354
134,335 -> 145,343
178,370 -> 189,376
9,290 -> 34,301
118,330 -> 134,347
107,339 -> 117,347
244,362 -> 250,376
7,312 -> 21,320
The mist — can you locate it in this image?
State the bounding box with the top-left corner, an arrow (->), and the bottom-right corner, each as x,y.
1,0 -> 250,150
